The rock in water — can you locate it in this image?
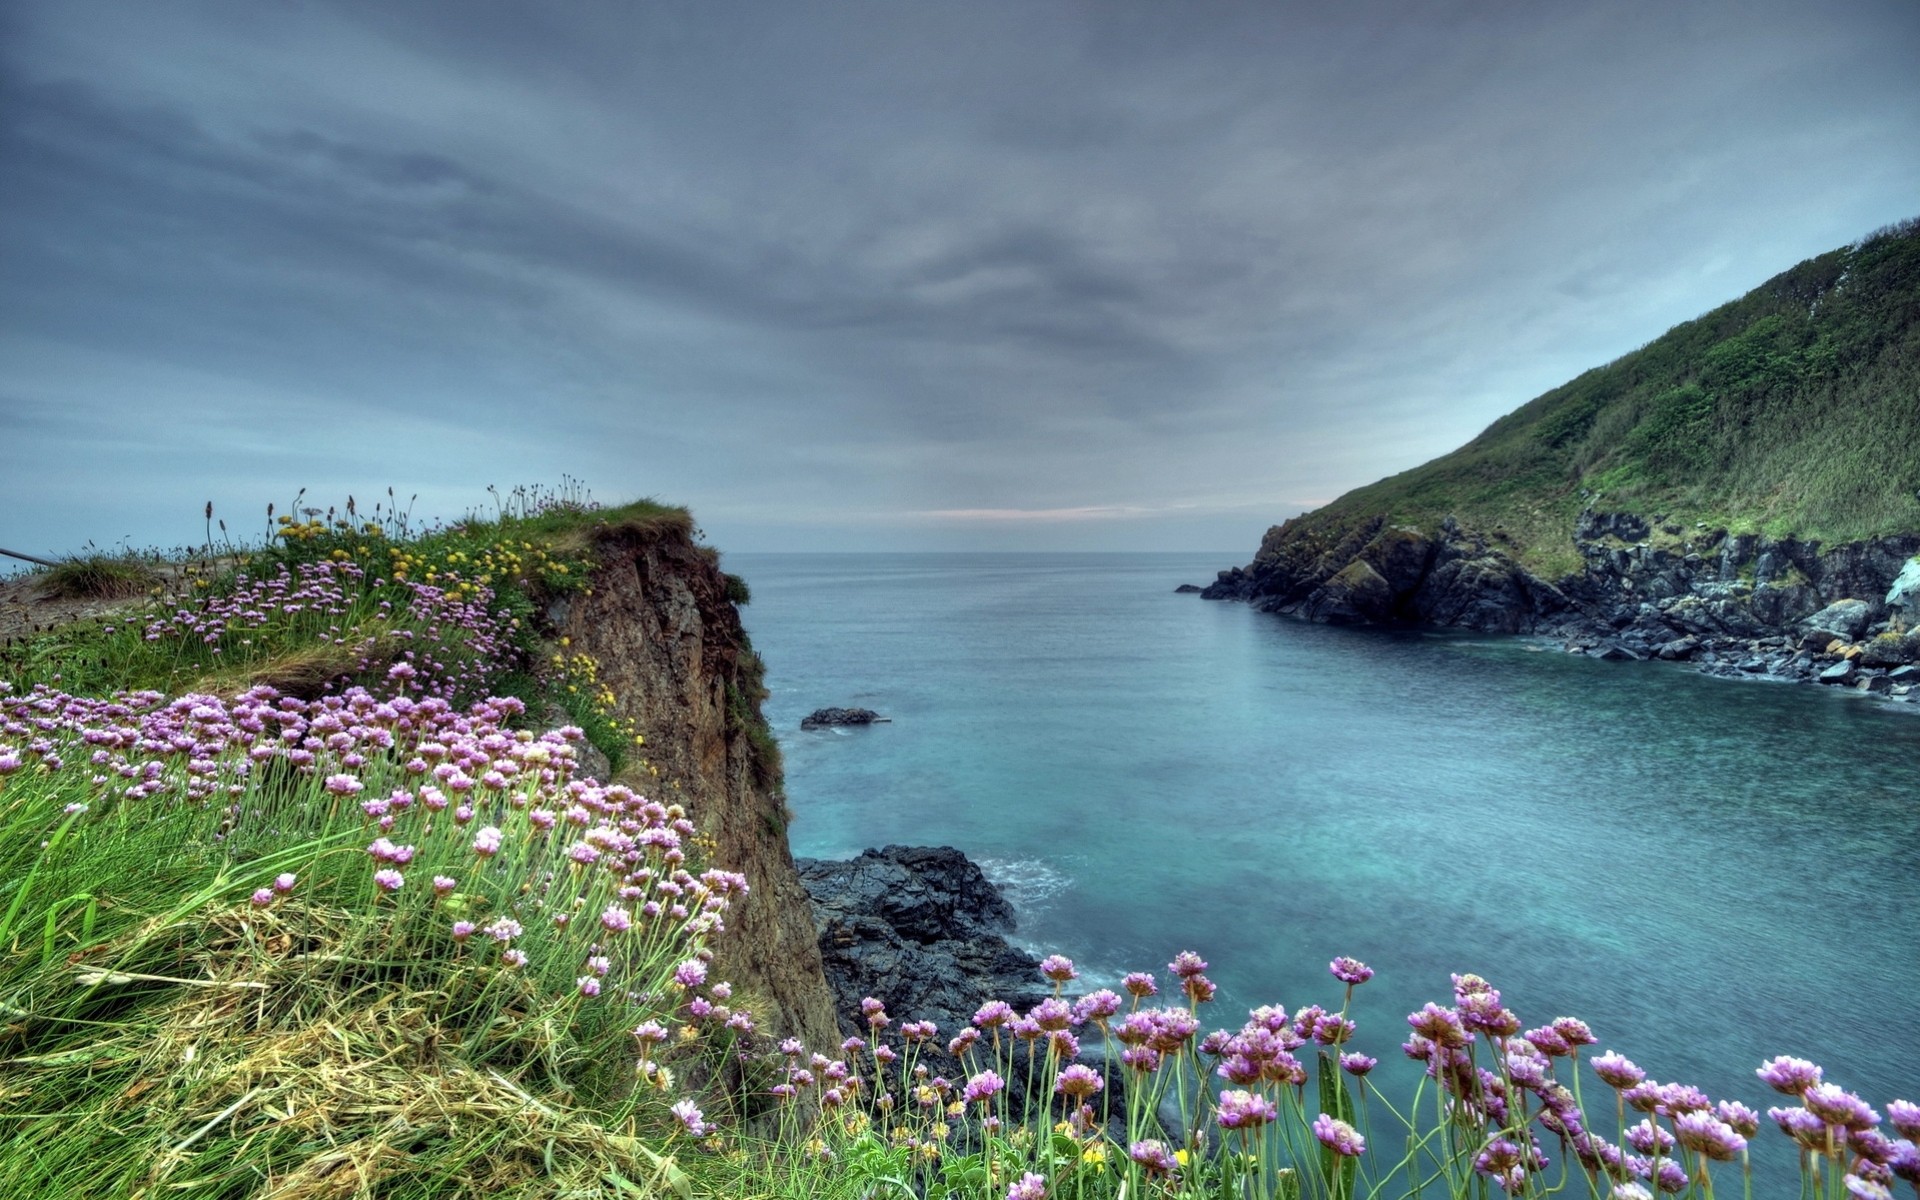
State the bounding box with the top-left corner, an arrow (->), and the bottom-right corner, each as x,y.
796,846 -> 1044,1039
800,707 -> 886,729
1173,583 -> 1203,593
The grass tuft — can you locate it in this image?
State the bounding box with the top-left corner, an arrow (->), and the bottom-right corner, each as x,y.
37,554 -> 161,600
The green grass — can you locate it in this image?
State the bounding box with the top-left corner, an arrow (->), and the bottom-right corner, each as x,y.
34,552 -> 163,600
1265,217 -> 1920,579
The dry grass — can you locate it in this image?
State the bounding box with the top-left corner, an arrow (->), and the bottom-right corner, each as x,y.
36,554 -> 161,600
1,903 -> 702,1200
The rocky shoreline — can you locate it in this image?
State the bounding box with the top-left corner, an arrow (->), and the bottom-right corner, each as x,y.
1204,510 -> 1920,704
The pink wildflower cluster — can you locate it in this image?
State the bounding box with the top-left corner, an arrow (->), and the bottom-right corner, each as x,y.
135,559 -> 516,701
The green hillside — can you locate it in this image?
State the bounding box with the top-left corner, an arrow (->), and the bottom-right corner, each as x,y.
1280,217 -> 1920,579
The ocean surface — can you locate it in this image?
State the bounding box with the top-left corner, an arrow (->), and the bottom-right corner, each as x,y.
733,551 -> 1919,1182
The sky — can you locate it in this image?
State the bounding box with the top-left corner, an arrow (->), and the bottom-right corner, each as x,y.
2,1 -> 1917,561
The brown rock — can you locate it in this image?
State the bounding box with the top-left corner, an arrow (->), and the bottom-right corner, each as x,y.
547,524 -> 839,1048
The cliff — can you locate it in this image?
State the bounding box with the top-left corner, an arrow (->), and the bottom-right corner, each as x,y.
544,516 -> 841,1048
1207,217 -> 1920,691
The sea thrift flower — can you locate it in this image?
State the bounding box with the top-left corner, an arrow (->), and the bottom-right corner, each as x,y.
1312,1112 -> 1366,1156
1169,950 -> 1208,979
577,976 -> 601,998
672,959 -> 707,989
1006,1172 -> 1046,1200
471,825 -> 503,857
1844,1176 -> 1893,1200
372,868 -> 404,892
485,918 -> 523,942
1130,1140 -> 1178,1176
249,888 -> 275,907
1217,1089 -> 1277,1129
1552,1016 -> 1596,1047
1341,1052 -> 1377,1076
1757,1055 -> 1822,1095
632,1021 -> 668,1045
433,875 -> 457,895
451,920 -> 476,942
963,1070 -> 1005,1105
1040,954 -> 1078,983
1716,1100 -> 1761,1137
1123,972 -> 1157,998
1056,1064 -> 1103,1098
272,873 -> 297,894
1806,1083 -> 1880,1131
671,1099 -> 708,1137
1592,1051 -> 1645,1088
1074,989 -> 1122,1023
600,904 -> 632,933
501,948 -> 527,969
861,997 -> 889,1028
1627,1120 -> 1676,1155
324,773 -> 363,797
973,1000 -> 1014,1028
1770,1106 -> 1828,1150
1330,956 -> 1373,985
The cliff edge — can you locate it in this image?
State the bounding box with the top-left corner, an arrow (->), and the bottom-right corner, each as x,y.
544,516 -> 841,1048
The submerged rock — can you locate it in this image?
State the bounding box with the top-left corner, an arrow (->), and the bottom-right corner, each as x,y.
1174,583 -> 1204,593
800,707 -> 888,729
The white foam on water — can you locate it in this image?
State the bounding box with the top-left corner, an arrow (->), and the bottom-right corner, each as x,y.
973,855 -> 1072,917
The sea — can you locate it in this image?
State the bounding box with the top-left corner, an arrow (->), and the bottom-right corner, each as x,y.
732,550 -> 1920,1186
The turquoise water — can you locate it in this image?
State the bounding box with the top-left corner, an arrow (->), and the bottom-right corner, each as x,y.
734,551 -> 1920,1181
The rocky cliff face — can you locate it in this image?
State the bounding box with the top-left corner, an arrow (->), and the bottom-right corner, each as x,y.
544,523 -> 841,1048
1205,512 -> 1920,693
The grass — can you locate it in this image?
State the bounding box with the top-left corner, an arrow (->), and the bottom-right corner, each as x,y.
35,552 -> 162,600
1265,216 -> 1920,580
8,487 -> 1911,1200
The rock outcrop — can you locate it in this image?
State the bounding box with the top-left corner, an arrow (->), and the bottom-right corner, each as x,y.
800,707 -> 887,729
545,521 -> 841,1047
1206,512 -> 1920,700
796,846 -> 1045,1040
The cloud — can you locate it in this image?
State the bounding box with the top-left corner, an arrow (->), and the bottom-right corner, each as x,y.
1,0 -> 1917,555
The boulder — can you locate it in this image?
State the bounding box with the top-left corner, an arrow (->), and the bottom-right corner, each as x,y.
1595,643 -> 1643,662
1173,584 -> 1204,594
1818,660 -> 1857,685
801,707 -> 887,729
1888,665 -> 1920,685
1802,599 -> 1875,642
1860,630 -> 1920,668
1861,673 -> 1894,694
1888,557 -> 1920,620
1655,635 -> 1701,661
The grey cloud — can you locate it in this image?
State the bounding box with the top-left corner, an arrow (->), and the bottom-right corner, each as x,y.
2,0 -> 1917,556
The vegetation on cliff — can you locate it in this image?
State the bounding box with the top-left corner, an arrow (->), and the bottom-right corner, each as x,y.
5,491 -> 1915,1199
1274,217 -> 1920,580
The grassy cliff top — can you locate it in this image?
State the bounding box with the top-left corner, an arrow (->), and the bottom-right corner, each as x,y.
1267,218 -> 1920,579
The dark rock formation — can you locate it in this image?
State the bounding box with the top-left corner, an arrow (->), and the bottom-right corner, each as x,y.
1174,584 -> 1203,594
797,845 -> 1046,1041
1205,510 -> 1920,700
801,707 -> 887,729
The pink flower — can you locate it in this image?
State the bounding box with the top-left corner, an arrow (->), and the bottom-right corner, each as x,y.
249,888 -> 275,908
471,825 -> 503,856
671,1099 -> 708,1136
372,868 -> 404,892
1312,1112 -> 1366,1156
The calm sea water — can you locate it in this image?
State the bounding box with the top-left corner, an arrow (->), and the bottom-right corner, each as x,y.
733,551 -> 1920,1182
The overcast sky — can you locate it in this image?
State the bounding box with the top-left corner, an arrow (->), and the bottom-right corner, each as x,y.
2,1 -> 1916,561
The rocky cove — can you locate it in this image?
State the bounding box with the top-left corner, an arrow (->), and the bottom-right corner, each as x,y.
1203,510 -> 1920,702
